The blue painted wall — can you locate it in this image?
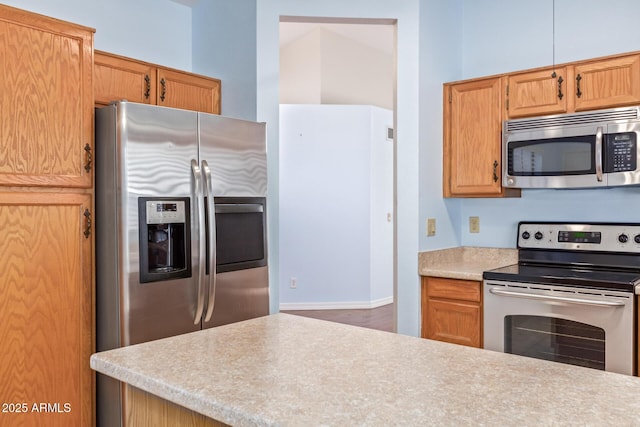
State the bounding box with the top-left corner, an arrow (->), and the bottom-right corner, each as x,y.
256,0 -> 422,335
9,0 -> 640,337
457,0 -> 640,249
192,0 -> 257,120
1,0 -> 193,70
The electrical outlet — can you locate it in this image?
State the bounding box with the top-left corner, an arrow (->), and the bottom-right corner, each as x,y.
290,277 -> 297,289
427,218 -> 436,236
469,216 -> 480,233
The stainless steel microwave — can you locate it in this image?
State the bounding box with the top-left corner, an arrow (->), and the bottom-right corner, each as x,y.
503,106 -> 640,189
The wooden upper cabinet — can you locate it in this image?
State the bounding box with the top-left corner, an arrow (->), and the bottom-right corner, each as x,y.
444,77 -> 507,197
95,51 -> 221,114
573,54 -> 640,111
95,52 -> 156,106
506,66 -> 569,118
0,4 -> 94,188
505,54 -> 640,118
157,68 -> 221,114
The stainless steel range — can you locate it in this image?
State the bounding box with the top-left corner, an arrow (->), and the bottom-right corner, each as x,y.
483,222 -> 640,375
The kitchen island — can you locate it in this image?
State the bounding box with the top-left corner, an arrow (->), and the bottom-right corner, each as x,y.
91,313 -> 640,426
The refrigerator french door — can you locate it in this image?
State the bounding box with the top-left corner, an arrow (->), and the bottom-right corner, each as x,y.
95,101 -> 268,426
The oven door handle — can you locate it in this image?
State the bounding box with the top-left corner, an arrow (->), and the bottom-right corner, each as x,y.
488,287 -> 626,307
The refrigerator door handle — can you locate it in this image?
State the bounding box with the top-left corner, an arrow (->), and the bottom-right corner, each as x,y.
201,160 -> 217,322
191,159 -> 206,325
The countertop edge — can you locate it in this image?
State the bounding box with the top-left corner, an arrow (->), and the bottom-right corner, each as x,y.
90,352 -> 265,426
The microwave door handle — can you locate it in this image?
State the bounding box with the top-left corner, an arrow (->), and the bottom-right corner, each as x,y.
595,126 -> 604,182
201,160 -> 217,322
191,160 -> 206,324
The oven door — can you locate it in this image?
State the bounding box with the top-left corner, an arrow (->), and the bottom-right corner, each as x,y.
483,280 -> 635,375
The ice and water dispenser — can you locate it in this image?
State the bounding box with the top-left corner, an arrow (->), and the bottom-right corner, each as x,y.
138,197 -> 191,283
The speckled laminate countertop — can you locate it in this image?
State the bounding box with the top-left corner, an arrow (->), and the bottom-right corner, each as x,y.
90,313 -> 640,426
419,246 -> 517,280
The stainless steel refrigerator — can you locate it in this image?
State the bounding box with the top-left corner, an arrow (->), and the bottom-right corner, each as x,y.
94,101 -> 269,426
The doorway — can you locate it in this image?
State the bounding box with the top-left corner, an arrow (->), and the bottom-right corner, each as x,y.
278,18 -> 397,331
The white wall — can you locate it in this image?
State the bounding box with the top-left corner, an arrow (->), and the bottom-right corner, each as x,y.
320,29 -> 394,109
2,0 -> 192,71
257,0 -> 421,335
457,0 -> 640,248
369,107 -> 395,303
280,28 -> 323,104
280,27 -> 394,109
279,105 -> 393,309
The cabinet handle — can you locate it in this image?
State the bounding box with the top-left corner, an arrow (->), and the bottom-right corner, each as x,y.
557,75 -> 564,100
84,143 -> 92,172
83,209 -> 92,239
160,78 -> 166,102
492,160 -> 499,182
144,74 -> 151,99
576,74 -> 582,98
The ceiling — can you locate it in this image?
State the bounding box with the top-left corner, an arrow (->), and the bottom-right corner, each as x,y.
280,22 -> 395,55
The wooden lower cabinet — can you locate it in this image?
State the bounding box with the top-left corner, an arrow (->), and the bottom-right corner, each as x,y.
0,192 -> 93,426
421,276 -> 482,348
125,385 -> 228,427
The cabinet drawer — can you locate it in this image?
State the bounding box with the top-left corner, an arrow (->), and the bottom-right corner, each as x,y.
426,277 -> 481,302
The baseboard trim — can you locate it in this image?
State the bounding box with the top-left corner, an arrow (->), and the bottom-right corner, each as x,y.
279,296 -> 393,311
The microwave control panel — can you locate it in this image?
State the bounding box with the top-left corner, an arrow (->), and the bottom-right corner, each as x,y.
604,132 -> 636,173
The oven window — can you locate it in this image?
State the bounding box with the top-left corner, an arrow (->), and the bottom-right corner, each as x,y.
505,315 -> 605,371
508,136 -> 595,176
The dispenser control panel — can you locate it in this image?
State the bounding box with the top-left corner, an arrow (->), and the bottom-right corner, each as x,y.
146,200 -> 186,224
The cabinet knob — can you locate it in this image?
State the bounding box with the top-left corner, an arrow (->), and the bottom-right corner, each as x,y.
557,75 -> 564,100
492,160 -> 499,182
160,78 -> 167,102
83,209 -> 92,239
576,74 -> 582,98
84,143 -> 92,172
144,74 -> 151,99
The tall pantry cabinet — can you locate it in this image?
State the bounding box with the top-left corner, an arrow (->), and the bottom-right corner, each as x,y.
0,5 -> 94,426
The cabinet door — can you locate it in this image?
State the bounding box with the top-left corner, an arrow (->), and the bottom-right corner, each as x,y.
506,67 -> 568,118
157,68 -> 221,114
574,54 -> 640,111
0,5 -> 94,188
444,77 -> 504,196
95,51 -> 156,107
426,299 -> 481,348
0,192 -> 93,426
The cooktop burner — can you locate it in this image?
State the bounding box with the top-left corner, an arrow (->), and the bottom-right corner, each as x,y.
483,221 -> 640,293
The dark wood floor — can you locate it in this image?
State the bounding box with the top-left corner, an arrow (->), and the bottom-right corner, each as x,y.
282,303 -> 395,332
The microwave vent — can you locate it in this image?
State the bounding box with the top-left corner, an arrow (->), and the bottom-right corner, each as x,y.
505,106 -> 640,132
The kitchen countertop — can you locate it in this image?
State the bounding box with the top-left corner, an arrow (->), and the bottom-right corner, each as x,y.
91,313 -> 640,426
419,246 -> 517,280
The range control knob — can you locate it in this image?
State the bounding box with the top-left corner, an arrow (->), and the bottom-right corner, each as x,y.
635,234 -> 640,244
534,231 -> 544,240
521,231 -> 531,240
618,233 -> 629,243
